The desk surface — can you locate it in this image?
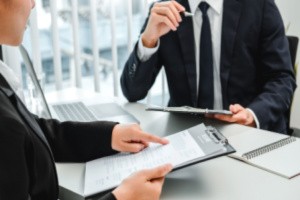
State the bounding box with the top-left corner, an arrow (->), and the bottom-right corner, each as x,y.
48,89 -> 300,200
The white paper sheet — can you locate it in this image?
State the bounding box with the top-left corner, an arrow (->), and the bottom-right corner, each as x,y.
84,130 -> 205,196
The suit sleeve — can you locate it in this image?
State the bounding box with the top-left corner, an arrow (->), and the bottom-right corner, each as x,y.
120,3 -> 163,102
247,0 -> 296,132
35,117 -> 118,162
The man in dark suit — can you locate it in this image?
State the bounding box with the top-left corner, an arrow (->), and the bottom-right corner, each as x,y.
121,0 -> 296,133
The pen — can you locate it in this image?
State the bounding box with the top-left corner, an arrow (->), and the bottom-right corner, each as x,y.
181,11 -> 194,17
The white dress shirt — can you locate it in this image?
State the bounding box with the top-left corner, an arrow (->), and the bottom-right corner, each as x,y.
137,0 -> 260,128
0,61 -> 25,102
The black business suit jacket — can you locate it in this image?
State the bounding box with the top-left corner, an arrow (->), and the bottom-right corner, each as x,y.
121,0 -> 296,133
0,74 -> 116,200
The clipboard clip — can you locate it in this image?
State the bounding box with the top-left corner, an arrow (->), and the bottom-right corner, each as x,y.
206,126 -> 228,145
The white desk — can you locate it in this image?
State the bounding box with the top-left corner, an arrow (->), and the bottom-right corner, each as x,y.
46,89 -> 300,200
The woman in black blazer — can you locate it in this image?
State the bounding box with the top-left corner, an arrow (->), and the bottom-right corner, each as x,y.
0,1 -> 172,200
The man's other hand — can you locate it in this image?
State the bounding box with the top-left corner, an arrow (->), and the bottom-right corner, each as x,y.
213,104 -> 256,127
141,1 -> 185,48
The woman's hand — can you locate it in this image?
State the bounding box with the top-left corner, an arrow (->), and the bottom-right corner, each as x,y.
112,124 -> 169,153
112,164 -> 173,200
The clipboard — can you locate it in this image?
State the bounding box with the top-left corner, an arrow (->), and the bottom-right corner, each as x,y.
84,123 -> 235,197
146,105 -> 232,115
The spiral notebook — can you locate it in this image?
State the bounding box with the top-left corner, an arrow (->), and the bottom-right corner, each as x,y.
228,129 -> 300,179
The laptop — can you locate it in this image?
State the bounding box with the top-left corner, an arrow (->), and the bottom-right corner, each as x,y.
19,45 -> 139,124
50,101 -> 139,123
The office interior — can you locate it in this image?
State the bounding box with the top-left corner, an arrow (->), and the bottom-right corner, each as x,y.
0,1 -> 299,136
1,0 -> 300,199
1,0 -> 299,132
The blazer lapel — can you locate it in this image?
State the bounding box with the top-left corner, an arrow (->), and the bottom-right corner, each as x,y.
220,0 -> 242,107
0,74 -> 52,151
176,0 -> 198,106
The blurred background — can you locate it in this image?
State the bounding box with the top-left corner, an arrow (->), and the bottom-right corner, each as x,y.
1,0 -> 299,129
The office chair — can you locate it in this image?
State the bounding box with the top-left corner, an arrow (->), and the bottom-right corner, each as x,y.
287,36 -> 299,70
286,36 -> 299,135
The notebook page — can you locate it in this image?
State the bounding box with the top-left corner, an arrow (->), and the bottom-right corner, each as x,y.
228,128 -> 288,157
250,139 -> 300,178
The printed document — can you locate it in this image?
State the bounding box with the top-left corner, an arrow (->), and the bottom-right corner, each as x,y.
84,124 -> 232,196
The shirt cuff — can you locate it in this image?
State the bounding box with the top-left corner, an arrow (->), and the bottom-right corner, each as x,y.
137,37 -> 160,62
246,108 -> 260,129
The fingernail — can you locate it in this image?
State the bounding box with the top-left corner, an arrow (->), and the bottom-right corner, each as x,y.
166,164 -> 173,171
162,138 -> 169,144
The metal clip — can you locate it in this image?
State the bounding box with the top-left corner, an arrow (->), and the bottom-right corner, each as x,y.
206,126 -> 228,145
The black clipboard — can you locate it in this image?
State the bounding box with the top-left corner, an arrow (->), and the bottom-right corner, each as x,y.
146,105 -> 232,115
84,123 -> 235,197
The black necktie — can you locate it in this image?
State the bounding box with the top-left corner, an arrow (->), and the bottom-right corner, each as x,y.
197,2 -> 214,109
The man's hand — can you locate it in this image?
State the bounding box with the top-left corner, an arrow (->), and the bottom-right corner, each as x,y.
141,1 -> 185,48
112,164 -> 173,200
212,104 -> 256,127
112,124 -> 169,153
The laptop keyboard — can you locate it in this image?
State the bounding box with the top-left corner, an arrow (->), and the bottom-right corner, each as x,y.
52,102 -> 97,122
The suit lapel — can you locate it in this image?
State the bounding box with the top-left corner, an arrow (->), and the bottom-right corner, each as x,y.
0,74 -> 52,151
176,0 -> 198,106
15,97 -> 52,151
220,0 -> 242,107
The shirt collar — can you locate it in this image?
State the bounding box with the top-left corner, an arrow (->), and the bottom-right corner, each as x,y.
188,0 -> 223,15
